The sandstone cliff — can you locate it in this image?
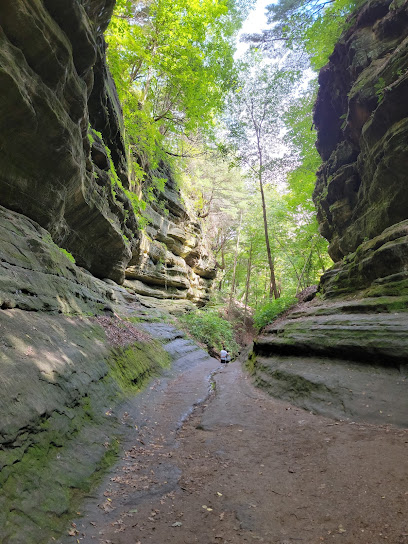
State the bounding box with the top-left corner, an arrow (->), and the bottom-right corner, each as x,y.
0,2 -> 216,541
249,0 -> 408,426
0,0 -> 215,302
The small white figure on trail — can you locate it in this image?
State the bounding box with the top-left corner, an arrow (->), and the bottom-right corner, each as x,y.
220,347 -> 228,364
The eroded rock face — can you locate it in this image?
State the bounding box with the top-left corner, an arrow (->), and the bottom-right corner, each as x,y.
313,0 -> 408,266
0,0 -> 134,283
125,171 -> 217,306
0,0 -> 215,299
0,204 -> 119,314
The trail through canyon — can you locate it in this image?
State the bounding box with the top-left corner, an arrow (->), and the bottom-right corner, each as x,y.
59,330 -> 408,544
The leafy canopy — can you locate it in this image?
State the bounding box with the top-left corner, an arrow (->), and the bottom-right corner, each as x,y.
244,0 -> 362,69
106,0 -> 246,177
224,52 -> 301,184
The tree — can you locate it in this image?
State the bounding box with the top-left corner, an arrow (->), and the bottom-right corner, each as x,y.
242,0 -> 361,70
106,0 -> 246,179
224,53 -> 300,299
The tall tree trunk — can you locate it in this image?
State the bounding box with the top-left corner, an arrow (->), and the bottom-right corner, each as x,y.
296,245 -> 313,293
259,177 -> 279,299
243,241 -> 253,325
229,210 -> 243,312
218,245 -> 226,291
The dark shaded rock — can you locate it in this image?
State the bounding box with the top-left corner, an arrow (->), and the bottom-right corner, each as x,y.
320,220 -> 408,297
313,0 -> 408,263
0,0 -> 215,295
256,301 -> 408,366
0,0 -> 133,283
0,205 -> 119,314
296,285 -> 318,303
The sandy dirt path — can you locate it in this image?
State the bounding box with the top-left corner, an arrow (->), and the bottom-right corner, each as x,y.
60,352 -> 408,544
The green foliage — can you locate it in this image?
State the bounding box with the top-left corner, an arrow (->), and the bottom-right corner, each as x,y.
225,52 -> 301,182
106,0 -> 246,176
374,77 -> 386,103
262,0 -> 362,70
179,309 -> 240,355
253,295 -> 297,330
185,70 -> 329,317
89,127 -> 149,230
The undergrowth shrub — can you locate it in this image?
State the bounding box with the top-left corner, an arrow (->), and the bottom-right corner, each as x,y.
179,309 -> 239,356
253,295 -> 297,330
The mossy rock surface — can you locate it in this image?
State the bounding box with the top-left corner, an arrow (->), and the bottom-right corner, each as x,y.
313,0 -> 408,264
0,305 -> 170,543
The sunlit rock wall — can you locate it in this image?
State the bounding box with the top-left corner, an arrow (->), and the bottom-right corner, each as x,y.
125,168 -> 216,306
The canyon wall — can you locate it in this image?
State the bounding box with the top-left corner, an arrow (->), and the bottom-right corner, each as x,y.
249,0 -> 408,426
0,2 -> 215,541
0,0 -> 215,303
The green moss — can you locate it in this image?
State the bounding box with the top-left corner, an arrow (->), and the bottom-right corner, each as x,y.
245,351 -> 257,374
58,247 -> 76,263
107,340 -> 171,394
91,127 -> 150,230
364,280 -> 408,299
0,339 -> 171,543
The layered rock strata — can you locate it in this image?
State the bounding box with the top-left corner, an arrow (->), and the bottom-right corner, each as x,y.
0,0 -> 132,283
125,172 -> 216,306
313,0 -> 408,266
249,0 -> 408,425
0,0 -> 215,300
0,201 -> 176,542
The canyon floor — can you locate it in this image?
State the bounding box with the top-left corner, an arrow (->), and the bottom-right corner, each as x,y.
59,344 -> 408,544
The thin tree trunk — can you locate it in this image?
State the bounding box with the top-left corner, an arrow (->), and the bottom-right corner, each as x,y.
259,178 -> 279,299
229,210 -> 243,311
296,245 -> 314,293
272,232 -> 301,284
243,241 -> 253,325
253,116 -> 279,301
316,247 -> 326,273
218,245 -> 226,291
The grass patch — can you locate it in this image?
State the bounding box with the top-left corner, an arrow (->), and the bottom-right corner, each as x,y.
179,309 -> 240,356
253,295 -> 297,330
